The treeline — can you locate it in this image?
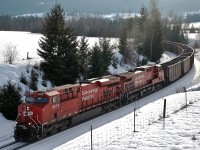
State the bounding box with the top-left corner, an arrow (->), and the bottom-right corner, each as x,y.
0,15 -> 43,33
0,14 -> 136,37
185,13 -> 200,23
0,13 -> 192,41
67,16 -> 136,38
164,16 -> 188,44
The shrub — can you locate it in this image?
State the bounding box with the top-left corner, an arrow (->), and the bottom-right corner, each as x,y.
29,69 -> 38,91
0,81 -> 22,120
19,72 -> 28,85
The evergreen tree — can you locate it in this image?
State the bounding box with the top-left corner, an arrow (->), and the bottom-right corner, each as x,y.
171,21 -> 182,42
0,81 -> 21,120
78,37 -> 90,79
150,18 -> 164,62
118,28 -> 129,63
134,0 -> 164,62
166,18 -> 188,45
89,43 -> 104,78
19,72 -> 28,85
99,38 -> 114,74
29,69 -> 38,91
37,4 -> 79,86
135,5 -> 148,55
147,0 -> 164,62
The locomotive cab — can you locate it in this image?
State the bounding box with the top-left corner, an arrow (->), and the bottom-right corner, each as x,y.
14,91 -> 52,141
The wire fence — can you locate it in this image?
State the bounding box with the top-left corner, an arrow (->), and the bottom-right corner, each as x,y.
55,91 -> 200,150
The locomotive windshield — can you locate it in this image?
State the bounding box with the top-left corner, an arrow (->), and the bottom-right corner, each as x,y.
25,96 -> 35,103
36,97 -> 48,103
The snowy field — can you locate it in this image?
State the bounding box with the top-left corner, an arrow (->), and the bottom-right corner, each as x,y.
52,92 -> 200,150
0,30 -> 200,149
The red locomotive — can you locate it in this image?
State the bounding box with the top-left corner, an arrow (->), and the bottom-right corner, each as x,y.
14,64 -> 164,141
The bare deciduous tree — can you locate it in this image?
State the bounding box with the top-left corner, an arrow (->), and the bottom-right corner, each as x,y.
1,43 -> 18,64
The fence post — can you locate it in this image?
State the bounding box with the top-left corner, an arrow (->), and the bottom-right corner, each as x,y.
163,99 -> 166,118
27,52 -> 29,59
91,125 -> 93,150
185,88 -> 188,106
163,99 -> 166,130
134,108 -> 136,132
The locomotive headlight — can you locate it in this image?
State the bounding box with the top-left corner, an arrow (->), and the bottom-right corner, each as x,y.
27,106 -> 29,111
28,122 -> 31,125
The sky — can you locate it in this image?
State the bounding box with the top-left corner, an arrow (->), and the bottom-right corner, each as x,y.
0,0 -> 200,16
0,30 -> 200,149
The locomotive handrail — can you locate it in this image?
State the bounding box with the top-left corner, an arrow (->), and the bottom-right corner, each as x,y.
29,115 -> 39,131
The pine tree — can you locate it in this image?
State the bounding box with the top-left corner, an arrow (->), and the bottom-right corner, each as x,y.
133,1 -> 165,63
0,81 -> 21,120
135,5 -> 148,55
150,18 -> 164,62
118,28 -> 129,63
146,0 -> 164,62
99,38 -> 114,74
78,37 -> 90,79
37,4 -> 79,86
89,43 -> 104,78
19,72 -> 28,85
166,17 -> 188,45
29,69 -> 38,91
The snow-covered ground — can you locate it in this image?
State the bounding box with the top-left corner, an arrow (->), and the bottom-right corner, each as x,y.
188,22 -> 200,29
0,31 -> 200,149
51,92 -> 200,150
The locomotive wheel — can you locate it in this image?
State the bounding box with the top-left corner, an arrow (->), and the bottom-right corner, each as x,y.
28,129 -> 37,142
67,118 -> 72,126
42,128 -> 47,137
14,130 -> 20,142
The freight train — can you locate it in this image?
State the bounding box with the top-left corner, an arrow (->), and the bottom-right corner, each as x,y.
14,41 -> 194,141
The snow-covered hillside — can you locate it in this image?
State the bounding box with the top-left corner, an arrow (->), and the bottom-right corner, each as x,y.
0,31 -> 117,92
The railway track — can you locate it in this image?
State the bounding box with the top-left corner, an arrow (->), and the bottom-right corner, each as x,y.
0,141 -> 28,150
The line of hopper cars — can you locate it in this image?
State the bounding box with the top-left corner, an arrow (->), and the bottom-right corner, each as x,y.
14,41 -> 194,141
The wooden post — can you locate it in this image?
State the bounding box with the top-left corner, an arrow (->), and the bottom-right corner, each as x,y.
163,99 -> 166,130
163,99 -> 166,118
183,87 -> 187,106
27,52 -> 29,59
134,108 -> 136,132
91,125 -> 93,150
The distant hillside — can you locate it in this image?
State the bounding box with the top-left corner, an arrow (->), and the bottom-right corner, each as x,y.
0,0 -> 200,16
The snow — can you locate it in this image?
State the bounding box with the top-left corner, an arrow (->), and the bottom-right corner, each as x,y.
0,114 -> 15,146
0,31 -> 200,149
0,31 -> 42,61
188,22 -> 200,28
52,92 -> 200,150
159,51 -> 177,63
